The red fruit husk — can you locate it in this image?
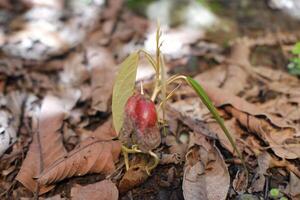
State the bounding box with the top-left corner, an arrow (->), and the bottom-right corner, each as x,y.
120,93 -> 161,152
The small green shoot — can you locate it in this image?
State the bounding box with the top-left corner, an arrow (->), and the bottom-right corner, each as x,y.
287,42 -> 300,75
112,25 -> 246,172
269,188 -> 287,200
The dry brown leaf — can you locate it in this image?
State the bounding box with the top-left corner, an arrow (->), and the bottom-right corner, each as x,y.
166,102 -> 217,139
164,134 -> 189,163
286,172 -> 300,199
249,152 -> 272,192
88,47 -> 116,112
259,97 -> 300,122
194,64 -> 248,96
232,170 -> 248,193
225,106 -> 300,159
207,119 -> 241,155
16,95 -> 67,194
0,91 -> 25,156
78,117 -> 117,141
118,156 -> 149,194
180,81 -> 300,159
168,78 -> 300,161
182,132 -> 230,200
71,180 -> 118,200
40,194 -> 64,200
37,137 -> 121,185
198,81 -> 291,129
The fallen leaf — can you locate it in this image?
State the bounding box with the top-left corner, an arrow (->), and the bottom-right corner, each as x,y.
237,194 -> 260,200
286,172 -> 300,199
225,106 -> 300,159
0,92 -> 25,156
71,180 -> 118,200
197,81 -> 291,129
89,47 -> 116,112
37,137 -> 121,185
78,117 -> 117,141
176,81 -> 300,160
182,132 -> 230,200
59,52 -> 89,87
232,170 -> 248,193
118,156 -> 149,194
249,152 -> 272,192
2,0 -> 105,60
16,95 -> 67,194
40,194 -> 64,200
194,64 -> 248,96
164,134 -> 188,163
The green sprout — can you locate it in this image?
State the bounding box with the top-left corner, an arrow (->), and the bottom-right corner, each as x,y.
269,188 -> 288,200
287,42 -> 300,75
112,24 -> 246,173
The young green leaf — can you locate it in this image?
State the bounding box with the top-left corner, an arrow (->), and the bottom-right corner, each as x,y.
112,52 -> 139,133
291,42 -> 300,55
186,77 -> 246,170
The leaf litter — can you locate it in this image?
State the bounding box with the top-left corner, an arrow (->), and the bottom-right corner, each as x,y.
1,0 -> 300,199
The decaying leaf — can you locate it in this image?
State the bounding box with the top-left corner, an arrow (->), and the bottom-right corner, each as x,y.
225,106 -> 300,159
71,180 -> 118,200
0,92 -> 25,157
89,47 -> 116,112
112,52 -> 139,133
174,80 -> 300,160
182,132 -> 230,200
2,0 -> 105,60
232,169 -> 248,193
249,152 -> 272,192
118,156 -> 149,194
164,134 -> 189,164
37,137 -> 121,185
78,117 -> 117,141
286,172 -> 300,199
194,64 -> 248,96
16,95 -> 67,194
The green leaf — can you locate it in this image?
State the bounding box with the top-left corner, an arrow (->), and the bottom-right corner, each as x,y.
112,52 -> 139,134
291,42 -> 300,55
186,77 -> 246,170
269,188 -> 280,198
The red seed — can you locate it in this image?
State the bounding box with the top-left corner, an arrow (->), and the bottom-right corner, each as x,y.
125,94 -> 157,131
121,93 -> 161,152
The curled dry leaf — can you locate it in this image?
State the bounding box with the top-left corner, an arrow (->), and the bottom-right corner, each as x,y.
37,137 -> 121,185
197,81 -> 291,129
16,95 -> 67,194
71,180 -> 118,200
174,80 -> 300,160
183,132 -> 230,200
225,106 -> 300,159
118,156 -> 149,194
